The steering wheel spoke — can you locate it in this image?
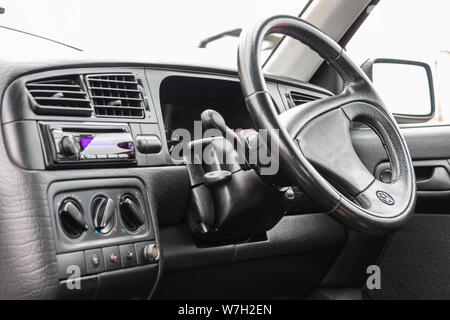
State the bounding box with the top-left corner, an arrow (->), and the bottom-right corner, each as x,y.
354,178 -> 409,217
296,108 -> 374,197
279,89 -> 354,138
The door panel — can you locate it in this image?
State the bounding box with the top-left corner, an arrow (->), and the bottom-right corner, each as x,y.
375,160 -> 450,191
352,125 -> 450,172
352,124 -> 450,299
352,125 -> 450,213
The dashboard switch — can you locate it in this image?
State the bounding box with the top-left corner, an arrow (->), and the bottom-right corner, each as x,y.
119,244 -> 137,268
102,246 -> 121,271
85,248 -> 105,275
92,255 -> 99,267
110,254 -> 118,263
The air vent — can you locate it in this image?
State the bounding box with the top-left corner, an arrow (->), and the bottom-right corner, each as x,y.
26,76 -> 92,116
285,91 -> 319,109
86,73 -> 145,118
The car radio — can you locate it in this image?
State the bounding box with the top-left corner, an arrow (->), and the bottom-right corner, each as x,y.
39,122 -> 136,168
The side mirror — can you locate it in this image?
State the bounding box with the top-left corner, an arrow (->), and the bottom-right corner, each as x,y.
361,58 -> 436,123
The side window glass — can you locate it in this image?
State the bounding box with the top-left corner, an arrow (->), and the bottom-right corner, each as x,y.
346,1 -> 449,125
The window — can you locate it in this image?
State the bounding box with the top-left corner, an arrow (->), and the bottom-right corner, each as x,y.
0,0 -> 309,68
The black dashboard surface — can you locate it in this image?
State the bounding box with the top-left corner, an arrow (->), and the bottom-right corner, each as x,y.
0,56 -> 337,299
160,76 -> 253,137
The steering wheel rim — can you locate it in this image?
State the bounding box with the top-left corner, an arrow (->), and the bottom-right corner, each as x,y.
237,15 -> 416,234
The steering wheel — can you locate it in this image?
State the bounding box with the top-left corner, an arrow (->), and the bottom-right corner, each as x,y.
237,15 -> 416,234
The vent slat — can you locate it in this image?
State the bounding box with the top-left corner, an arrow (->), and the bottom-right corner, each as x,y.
26,76 -> 92,116
28,90 -> 87,97
88,79 -> 138,85
34,97 -> 91,103
93,105 -> 143,110
286,91 -> 320,108
292,97 -> 315,101
40,104 -> 92,110
26,83 -> 82,90
88,87 -> 140,93
292,99 -> 314,104
86,73 -> 145,119
90,96 -> 142,101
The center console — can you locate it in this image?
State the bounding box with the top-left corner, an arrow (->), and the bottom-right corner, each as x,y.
50,178 -> 158,299
1,67 -> 168,299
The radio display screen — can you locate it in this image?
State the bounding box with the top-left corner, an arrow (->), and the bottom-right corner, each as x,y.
76,132 -> 135,156
79,135 -> 94,151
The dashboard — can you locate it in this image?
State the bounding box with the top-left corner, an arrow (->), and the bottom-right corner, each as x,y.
0,61 -> 336,299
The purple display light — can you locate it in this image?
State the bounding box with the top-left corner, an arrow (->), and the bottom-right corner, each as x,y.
79,136 -> 94,150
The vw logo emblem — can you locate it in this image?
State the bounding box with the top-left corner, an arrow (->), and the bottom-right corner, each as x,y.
376,191 -> 395,205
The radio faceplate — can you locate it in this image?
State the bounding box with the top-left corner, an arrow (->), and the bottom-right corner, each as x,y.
39,122 -> 136,168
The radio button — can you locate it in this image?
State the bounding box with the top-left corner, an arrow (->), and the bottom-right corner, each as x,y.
136,135 -> 162,154
52,129 -> 64,139
60,135 -> 80,157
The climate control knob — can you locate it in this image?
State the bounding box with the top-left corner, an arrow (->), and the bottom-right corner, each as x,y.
119,194 -> 145,231
91,196 -> 115,234
59,199 -> 88,238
